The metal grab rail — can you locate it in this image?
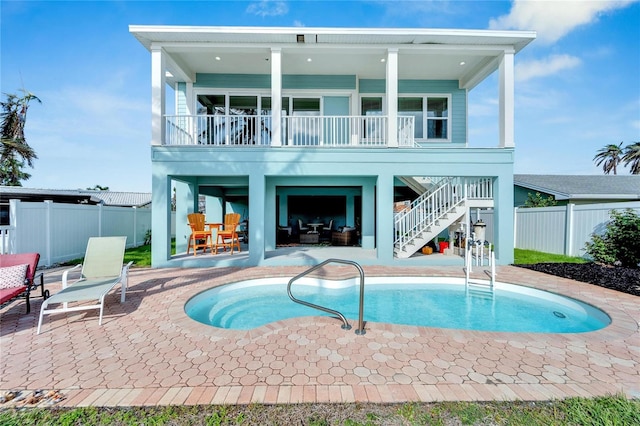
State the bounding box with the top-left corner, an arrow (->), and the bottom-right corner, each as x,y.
287,258 -> 366,335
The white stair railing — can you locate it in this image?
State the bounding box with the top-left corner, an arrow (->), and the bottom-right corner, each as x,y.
393,177 -> 493,255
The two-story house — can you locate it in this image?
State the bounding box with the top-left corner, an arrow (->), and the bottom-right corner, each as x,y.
130,26 -> 535,268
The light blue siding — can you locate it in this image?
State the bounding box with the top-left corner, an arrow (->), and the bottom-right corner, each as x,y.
283,75 -> 356,90
359,79 -> 385,93
323,96 -> 351,145
194,74 -> 356,90
195,73 -> 271,89
176,82 -> 188,115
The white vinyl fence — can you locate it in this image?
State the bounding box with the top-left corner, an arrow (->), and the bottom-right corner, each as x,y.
1,200 -> 154,267
466,201 -> 640,258
514,201 -> 640,258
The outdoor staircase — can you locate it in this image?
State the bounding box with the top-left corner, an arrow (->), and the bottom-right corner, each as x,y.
394,177 -> 493,258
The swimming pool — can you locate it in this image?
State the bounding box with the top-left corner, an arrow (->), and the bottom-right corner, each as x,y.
184,276 -> 611,333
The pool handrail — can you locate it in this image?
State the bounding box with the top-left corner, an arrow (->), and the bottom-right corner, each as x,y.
287,258 -> 366,335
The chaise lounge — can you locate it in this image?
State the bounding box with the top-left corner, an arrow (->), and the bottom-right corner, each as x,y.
37,236 -> 133,334
0,252 -> 49,313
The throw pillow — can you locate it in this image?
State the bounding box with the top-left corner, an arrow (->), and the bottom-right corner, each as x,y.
0,264 -> 28,289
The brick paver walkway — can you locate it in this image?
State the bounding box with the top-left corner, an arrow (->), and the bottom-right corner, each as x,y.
1,265 -> 638,407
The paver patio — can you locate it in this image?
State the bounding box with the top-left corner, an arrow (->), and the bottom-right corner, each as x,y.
1,265 -> 638,407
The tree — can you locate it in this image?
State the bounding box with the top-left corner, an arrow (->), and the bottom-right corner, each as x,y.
593,142 -> 623,175
622,141 -> 640,175
87,185 -> 109,191
523,192 -> 557,208
0,90 -> 41,186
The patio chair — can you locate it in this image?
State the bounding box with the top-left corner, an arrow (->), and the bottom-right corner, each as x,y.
321,219 -> 334,240
187,213 -> 214,255
215,213 -> 241,254
0,252 -> 49,314
37,236 -> 133,334
298,219 -> 309,234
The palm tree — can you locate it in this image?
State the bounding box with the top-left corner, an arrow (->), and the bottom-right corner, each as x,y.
593,142 -> 623,175
622,141 -> 640,175
0,90 -> 41,186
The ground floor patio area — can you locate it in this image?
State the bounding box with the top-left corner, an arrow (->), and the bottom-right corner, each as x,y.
0,265 -> 637,408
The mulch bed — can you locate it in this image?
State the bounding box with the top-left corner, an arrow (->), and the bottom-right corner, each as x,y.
515,263 -> 640,297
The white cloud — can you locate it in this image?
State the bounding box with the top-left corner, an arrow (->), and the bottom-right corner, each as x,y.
515,54 -> 581,81
489,0 -> 638,44
293,20 -> 305,27
246,0 -> 289,17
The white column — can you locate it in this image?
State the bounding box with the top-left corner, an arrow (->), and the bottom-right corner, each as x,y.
151,46 -> 166,146
386,48 -> 399,147
271,48 -> 282,147
498,51 -> 514,148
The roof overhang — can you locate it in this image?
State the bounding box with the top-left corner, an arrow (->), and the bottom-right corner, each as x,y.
130,25 -> 536,89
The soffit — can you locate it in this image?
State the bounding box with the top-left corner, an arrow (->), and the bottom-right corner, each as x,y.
131,26 -> 535,86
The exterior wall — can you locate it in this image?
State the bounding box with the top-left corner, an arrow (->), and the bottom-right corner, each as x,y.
189,76 -> 467,146
194,74 -> 357,90
176,82 -> 188,115
359,79 -> 466,145
151,145 -> 515,267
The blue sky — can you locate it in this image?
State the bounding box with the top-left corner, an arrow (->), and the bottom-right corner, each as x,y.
2,0 -> 639,192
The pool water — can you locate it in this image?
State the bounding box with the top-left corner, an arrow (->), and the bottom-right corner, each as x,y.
185,277 -> 611,333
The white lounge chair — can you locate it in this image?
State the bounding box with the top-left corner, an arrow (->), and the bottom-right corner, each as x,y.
37,236 -> 133,334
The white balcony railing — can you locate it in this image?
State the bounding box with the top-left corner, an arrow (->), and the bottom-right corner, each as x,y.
165,115 -> 415,147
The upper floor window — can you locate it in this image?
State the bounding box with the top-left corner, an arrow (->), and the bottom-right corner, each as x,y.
398,96 -> 450,142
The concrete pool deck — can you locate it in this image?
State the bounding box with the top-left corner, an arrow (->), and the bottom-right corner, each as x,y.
1,265 -> 638,407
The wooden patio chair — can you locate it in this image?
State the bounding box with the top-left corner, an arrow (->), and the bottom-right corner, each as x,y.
215,213 -> 241,254
187,213 -> 214,255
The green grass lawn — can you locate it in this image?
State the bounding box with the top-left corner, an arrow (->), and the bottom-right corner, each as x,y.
120,245 -> 586,269
0,394 -> 637,425
514,248 -> 588,265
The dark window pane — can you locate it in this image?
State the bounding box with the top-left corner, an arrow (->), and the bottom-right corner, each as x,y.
427,119 -> 447,139
398,97 -> 422,112
427,98 -> 448,118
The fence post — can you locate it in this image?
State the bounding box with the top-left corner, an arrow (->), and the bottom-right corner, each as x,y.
133,206 -> 138,246
98,204 -> 103,237
565,203 -> 574,256
8,199 -> 20,254
45,200 -> 53,267
513,206 -> 519,248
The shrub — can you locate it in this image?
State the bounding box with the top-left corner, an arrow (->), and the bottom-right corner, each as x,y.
584,208 -> 640,268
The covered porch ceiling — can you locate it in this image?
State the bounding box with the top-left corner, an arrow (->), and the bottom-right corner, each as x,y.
130,26 -> 536,89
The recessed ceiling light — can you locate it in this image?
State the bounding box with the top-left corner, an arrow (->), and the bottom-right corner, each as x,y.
459,61 -> 466,66
307,58 -> 312,62
380,58 -> 386,63
215,56 -> 221,61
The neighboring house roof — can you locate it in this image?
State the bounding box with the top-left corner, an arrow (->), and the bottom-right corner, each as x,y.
0,187 -> 152,207
514,174 -> 640,201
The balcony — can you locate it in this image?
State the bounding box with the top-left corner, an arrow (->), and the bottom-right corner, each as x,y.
165,115 -> 415,147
